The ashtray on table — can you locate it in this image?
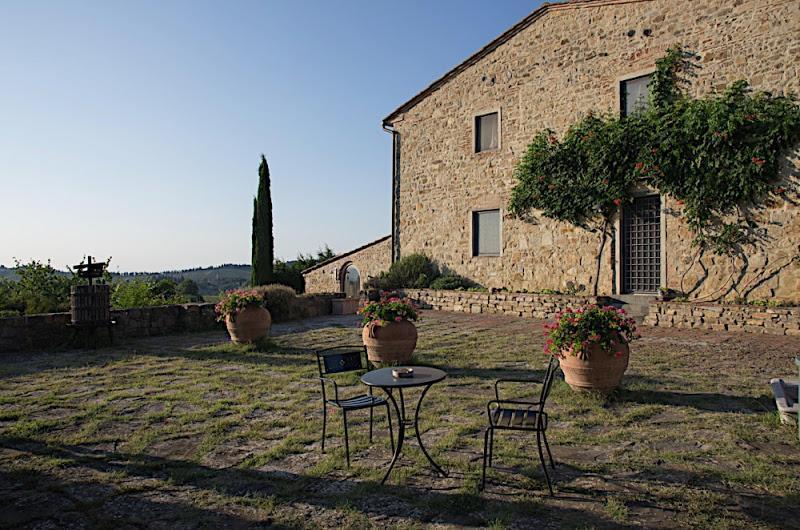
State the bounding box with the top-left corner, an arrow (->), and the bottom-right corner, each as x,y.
392,368 -> 414,378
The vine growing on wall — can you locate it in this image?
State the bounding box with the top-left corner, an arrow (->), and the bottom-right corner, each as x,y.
509,45 -> 800,297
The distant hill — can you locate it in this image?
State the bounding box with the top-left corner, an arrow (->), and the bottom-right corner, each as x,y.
0,266 -> 19,281
0,264 -> 253,296
116,264 -> 252,295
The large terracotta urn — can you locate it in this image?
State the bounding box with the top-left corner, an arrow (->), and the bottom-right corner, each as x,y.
362,320 -> 418,364
225,305 -> 271,344
559,340 -> 630,395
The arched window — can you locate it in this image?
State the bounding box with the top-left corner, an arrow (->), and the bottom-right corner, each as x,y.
341,264 -> 360,299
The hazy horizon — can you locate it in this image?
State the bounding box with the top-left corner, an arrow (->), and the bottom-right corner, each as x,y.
1,1 -> 541,271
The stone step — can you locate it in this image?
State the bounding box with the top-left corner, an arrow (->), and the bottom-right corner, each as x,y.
605,295 -> 657,321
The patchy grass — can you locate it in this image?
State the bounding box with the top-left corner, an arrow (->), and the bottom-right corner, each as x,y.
0,312 -> 798,528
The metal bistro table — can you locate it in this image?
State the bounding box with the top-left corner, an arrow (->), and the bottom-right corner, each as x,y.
361,366 -> 448,484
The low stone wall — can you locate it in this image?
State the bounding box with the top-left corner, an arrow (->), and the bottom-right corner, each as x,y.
0,294 -> 337,353
644,301 -> 800,336
401,289 -> 607,320
285,294 -> 337,321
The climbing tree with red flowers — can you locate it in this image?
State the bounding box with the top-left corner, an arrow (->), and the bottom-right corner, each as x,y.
509,45 -> 800,296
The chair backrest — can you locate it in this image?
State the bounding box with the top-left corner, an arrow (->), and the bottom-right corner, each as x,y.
316,345 -> 366,376
537,356 -> 560,412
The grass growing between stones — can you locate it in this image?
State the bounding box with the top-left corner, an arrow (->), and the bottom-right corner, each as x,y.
0,312 -> 798,528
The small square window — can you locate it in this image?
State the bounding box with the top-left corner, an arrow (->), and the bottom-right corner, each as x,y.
475,112 -> 499,152
472,209 -> 501,256
620,74 -> 652,117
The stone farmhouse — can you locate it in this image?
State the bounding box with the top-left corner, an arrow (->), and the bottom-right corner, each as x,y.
305,0 -> 800,303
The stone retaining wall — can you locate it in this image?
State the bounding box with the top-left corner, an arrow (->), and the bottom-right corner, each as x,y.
402,289 -> 607,320
644,302 -> 800,336
0,294 -> 336,353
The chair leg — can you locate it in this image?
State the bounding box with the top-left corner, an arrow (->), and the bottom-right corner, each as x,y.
536,430 -> 554,496
321,405 -> 327,453
369,404 -> 374,443
488,428 -> 495,468
343,410 -> 350,467
386,403 -> 395,453
481,428 -> 491,491
542,429 -> 555,469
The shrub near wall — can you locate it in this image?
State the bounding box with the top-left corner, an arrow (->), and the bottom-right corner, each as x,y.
402,289 -> 608,320
645,301 -> 800,336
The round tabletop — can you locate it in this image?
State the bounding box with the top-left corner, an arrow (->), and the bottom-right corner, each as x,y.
361,366 -> 447,388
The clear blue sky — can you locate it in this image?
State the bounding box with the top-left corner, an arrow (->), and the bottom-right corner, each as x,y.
1,0 -> 541,272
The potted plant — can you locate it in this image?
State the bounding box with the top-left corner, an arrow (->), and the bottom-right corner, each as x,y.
544,305 -> 639,395
360,294 -> 419,364
216,289 -> 272,344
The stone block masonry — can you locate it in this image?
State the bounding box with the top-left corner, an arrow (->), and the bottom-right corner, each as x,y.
644,302 -> 800,336
388,0 -> 800,301
0,294 -> 336,353
402,289 -> 608,320
304,236 -> 392,294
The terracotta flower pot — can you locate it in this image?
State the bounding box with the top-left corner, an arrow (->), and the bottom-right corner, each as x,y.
362,320 -> 418,364
225,305 -> 271,344
559,340 -> 630,395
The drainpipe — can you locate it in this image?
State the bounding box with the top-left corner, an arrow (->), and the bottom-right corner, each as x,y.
382,121 -> 398,263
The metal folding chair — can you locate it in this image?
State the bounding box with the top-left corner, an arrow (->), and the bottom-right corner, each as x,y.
481,356 -> 560,495
315,345 -> 394,466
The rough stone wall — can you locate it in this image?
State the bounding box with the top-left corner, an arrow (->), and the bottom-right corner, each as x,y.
303,237 -> 392,294
0,295 -> 336,353
402,288 -> 607,320
390,0 -> 800,300
645,301 -> 800,336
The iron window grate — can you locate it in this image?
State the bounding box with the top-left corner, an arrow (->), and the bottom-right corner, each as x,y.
622,196 -> 661,294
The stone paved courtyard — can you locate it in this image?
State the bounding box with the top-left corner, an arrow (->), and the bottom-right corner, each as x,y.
1,311 -> 799,529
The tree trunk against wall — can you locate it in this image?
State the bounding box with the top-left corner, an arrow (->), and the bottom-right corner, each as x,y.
592,219 -> 610,297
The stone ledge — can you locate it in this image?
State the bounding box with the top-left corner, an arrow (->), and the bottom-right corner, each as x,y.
0,295 -> 337,353
401,289 -> 607,320
646,301 -> 799,336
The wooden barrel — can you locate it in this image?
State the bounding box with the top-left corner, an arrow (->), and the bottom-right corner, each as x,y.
70,285 -> 111,326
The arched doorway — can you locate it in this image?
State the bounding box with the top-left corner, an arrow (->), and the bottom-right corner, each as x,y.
341,263 -> 360,299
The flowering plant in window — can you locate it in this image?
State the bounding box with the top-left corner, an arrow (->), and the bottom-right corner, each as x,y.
359,294 -> 418,327
544,305 -> 639,359
215,289 -> 264,322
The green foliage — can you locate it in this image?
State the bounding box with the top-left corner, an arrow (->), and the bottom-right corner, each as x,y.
150,278 -> 178,300
214,288 -> 264,321
364,253 -> 439,290
544,306 -> 639,358
358,295 -> 418,326
509,114 -> 644,228
510,45 -> 800,256
0,260 -> 79,316
252,284 -> 297,322
251,154 -> 275,286
295,245 -> 335,271
272,246 -> 336,294
177,279 -> 204,302
429,273 -> 477,291
111,278 -> 187,309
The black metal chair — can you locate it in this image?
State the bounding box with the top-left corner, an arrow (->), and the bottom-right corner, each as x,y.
481,356 -> 560,495
316,345 -> 394,466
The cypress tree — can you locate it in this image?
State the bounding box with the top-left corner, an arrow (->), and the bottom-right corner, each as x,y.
251,154 -> 274,286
